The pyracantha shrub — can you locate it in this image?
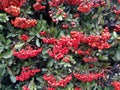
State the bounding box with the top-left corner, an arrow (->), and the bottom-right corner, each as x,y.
0,0 -> 120,90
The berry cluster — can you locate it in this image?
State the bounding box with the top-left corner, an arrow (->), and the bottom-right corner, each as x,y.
77,0 -> 106,13
48,37 -> 71,60
8,0 -> 26,7
39,31 -> 47,36
0,0 -> 26,10
74,14 -> 80,18
73,72 -> 104,82
48,10 -> 58,23
49,0 -> 64,7
118,0 -> 120,4
89,64 -> 95,68
49,7 -> 68,23
75,49 -> 90,56
11,17 -> 37,29
45,29 -> 111,60
112,5 -> 120,15
93,0 -> 106,8
33,0 -> 46,11
49,0 -> 106,9
47,87 -> 56,90
62,56 -> 70,62
70,21 -> 77,28
111,81 -> 120,90
114,24 -> 120,32
22,85 -> 30,90
4,5 -> 20,16
20,34 -> 29,42
42,37 -> 56,44
83,56 -> 98,63
43,74 -> 72,87
113,9 -> 120,15
0,0 -> 26,17
87,28 -> 111,50
13,46 -> 42,59
74,87 -> 82,90
71,29 -> 111,50
70,31 -> 87,49
16,67 -> 40,81
62,24 -> 69,29
78,2 -> 93,13
65,0 -> 83,5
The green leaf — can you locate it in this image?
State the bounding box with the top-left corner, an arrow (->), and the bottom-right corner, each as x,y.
59,62 -> 71,67
0,24 -> 3,30
42,68 -> 48,72
0,34 -> 5,43
15,84 -> 22,90
0,47 -> 4,53
0,64 -> 6,77
2,50 -> 13,59
58,15 -> 63,21
36,33 -> 40,38
98,15 -> 104,25
112,31 -> 118,39
58,30 -> 65,38
27,36 -> 35,42
36,38 -> 40,47
67,83 -> 74,88
7,67 -> 13,75
8,59 -> 13,66
36,78 -> 44,84
97,7 -> 104,14
42,46 -> 50,55
35,21 -> 42,31
5,39 -> 11,45
115,50 -> 120,61
106,0 -> 111,9
10,75 -> 16,83
28,78 -> 37,90
98,55 -> 109,61
64,63 -> 71,67
25,6 -> 33,14
0,13 -> 9,23
14,43 -> 24,50
35,20 -> 47,32
6,22 -> 14,31
47,59 -> 54,67
50,27 -> 57,37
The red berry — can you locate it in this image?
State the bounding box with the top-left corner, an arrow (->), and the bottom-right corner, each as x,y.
20,34 -> 29,42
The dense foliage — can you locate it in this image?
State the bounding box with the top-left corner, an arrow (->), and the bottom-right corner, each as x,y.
0,0 -> 120,90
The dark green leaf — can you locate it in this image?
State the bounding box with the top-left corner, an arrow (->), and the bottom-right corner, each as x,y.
115,50 -> 120,61
0,34 -> 5,43
6,22 -> 14,31
7,67 -> 13,75
0,64 -> 6,77
27,36 -> 35,42
47,59 -> 54,67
